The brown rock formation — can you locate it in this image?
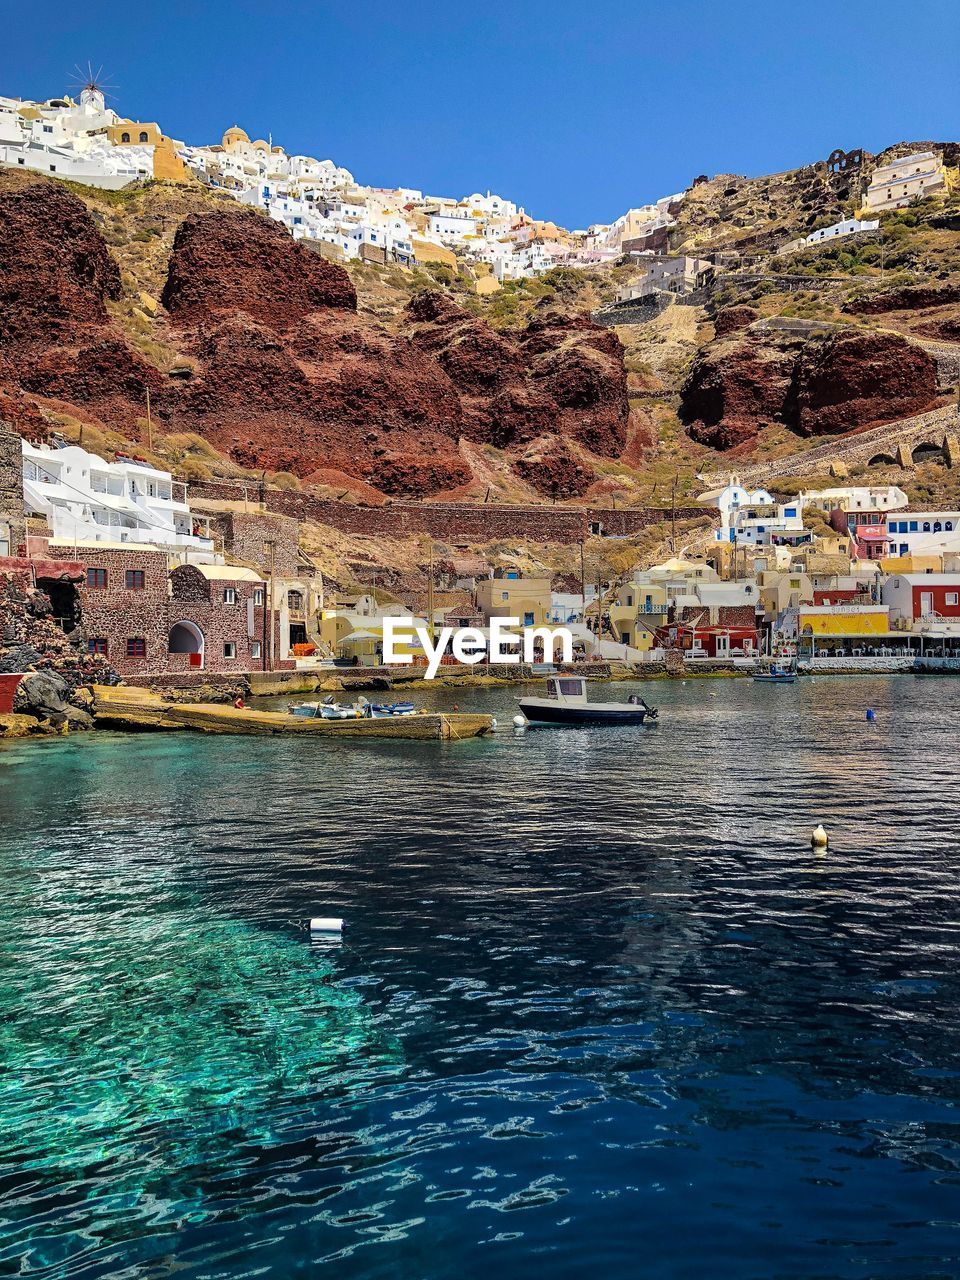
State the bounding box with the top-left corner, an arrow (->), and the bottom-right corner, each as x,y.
680,336 -> 800,449
0,184 -> 633,500
0,182 -> 166,430
713,305 -> 759,338
404,292 -> 630,491
846,283 -> 960,315
161,209 -> 357,323
681,328 -> 940,448
513,440 -> 592,499
788,331 -> 939,436
0,183 -> 120,345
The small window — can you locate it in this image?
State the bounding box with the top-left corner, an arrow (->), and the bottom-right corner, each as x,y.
126,637 -> 146,657
88,637 -> 108,656
250,641 -> 262,659
125,569 -> 145,590
254,587 -> 264,605
139,131 -> 148,143
223,587 -> 236,605
87,567 -> 108,589
121,131 -> 130,143
523,611 -> 535,626
948,593 -> 959,606
224,642 -> 236,659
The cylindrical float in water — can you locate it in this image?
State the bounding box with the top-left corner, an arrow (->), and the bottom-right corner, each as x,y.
310,917 -> 344,934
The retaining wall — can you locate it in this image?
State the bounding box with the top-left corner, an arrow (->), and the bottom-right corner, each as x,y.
189,481 -> 701,544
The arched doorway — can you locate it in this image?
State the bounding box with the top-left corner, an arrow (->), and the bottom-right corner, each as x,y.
169,621 -> 205,667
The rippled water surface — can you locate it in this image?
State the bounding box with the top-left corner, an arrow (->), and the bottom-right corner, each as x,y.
2,676 -> 959,1279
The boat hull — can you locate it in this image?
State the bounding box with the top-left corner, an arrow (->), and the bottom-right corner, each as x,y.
518,699 -> 650,726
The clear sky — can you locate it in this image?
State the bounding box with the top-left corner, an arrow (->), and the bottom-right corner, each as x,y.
3,0 -> 957,227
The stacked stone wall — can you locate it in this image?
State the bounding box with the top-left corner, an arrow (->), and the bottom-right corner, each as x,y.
0,422 -> 26,557
189,481 -> 701,544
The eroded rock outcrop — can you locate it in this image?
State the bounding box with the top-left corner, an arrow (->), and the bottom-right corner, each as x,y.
788,330 -> 938,436
680,336 -> 800,449
0,182 -> 120,344
681,328 -> 939,448
0,185 -> 633,499
161,209 -> 357,323
0,182 -> 161,430
404,292 -> 630,492
161,213 -> 471,495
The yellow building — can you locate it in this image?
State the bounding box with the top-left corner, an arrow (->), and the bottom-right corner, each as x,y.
799,605 -> 890,638
106,120 -> 190,181
879,552 -> 943,575
476,573 -> 551,627
412,238 -> 459,269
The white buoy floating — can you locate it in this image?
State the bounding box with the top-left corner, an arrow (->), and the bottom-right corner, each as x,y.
810,824 -> 829,849
512,714 -> 527,729
310,916 -> 344,935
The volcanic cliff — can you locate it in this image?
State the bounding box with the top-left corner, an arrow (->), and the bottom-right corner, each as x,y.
679,325 -> 940,450
0,181 -> 633,500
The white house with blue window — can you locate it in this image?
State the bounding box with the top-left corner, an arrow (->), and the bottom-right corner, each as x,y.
885,511 -> 960,557
703,477 -> 807,547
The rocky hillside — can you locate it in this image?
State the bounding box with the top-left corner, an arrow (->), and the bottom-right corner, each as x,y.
1,138 -> 959,512
0,173 -> 635,501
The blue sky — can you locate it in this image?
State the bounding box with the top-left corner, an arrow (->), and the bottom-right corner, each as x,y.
3,0 -> 958,227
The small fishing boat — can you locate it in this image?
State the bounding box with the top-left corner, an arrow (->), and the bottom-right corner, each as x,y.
289,696 -> 361,720
289,696 -> 418,720
753,661 -> 797,684
518,674 -> 658,726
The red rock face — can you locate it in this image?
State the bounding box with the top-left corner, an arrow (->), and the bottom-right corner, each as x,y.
846,284 -> 960,315
513,440 -> 592,499
0,183 -> 120,346
0,183 -> 163,431
405,293 -> 630,489
681,329 -> 940,448
680,338 -> 799,449
788,331 -> 939,436
713,305 -> 759,338
0,189 -> 632,500
160,209 -> 357,324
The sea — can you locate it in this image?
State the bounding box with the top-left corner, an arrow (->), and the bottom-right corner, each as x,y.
1,675 -> 958,1279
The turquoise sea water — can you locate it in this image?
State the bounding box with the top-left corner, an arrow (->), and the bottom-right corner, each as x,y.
1,676 -> 959,1278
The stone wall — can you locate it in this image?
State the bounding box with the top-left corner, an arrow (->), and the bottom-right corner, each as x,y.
0,421 -> 26,558
206,509 -> 302,575
190,481 -> 701,544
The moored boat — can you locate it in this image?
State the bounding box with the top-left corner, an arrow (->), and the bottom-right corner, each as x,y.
752,661 -> 797,684
518,674 -> 658,726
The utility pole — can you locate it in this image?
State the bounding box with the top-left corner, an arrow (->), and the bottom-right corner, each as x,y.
671,473 -> 678,552
427,541 -> 435,643
580,537 -> 586,623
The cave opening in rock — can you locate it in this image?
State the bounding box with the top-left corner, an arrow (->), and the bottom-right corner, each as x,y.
36,577 -> 81,634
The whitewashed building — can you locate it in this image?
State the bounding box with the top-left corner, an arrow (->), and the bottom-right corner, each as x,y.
22,442 -> 214,555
